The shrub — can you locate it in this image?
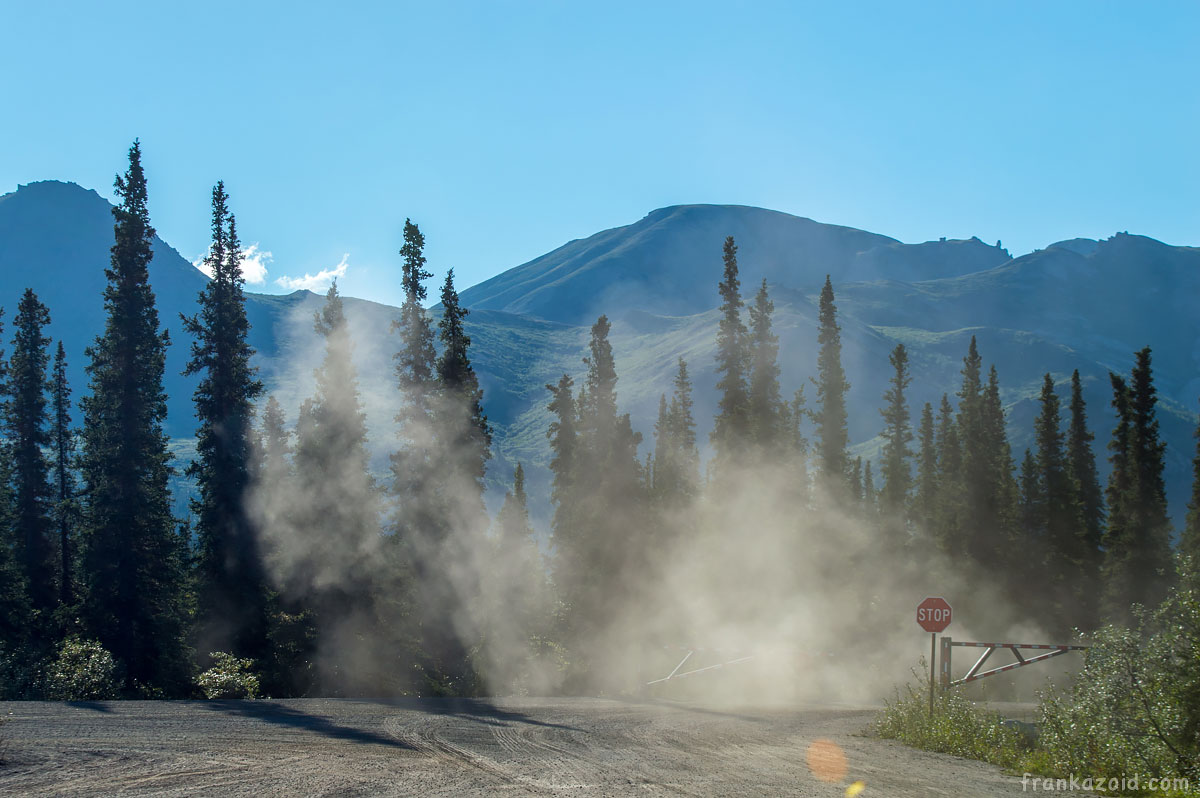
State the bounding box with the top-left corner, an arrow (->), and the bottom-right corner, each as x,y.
197,652 -> 260,699
875,663 -> 1031,767
1037,565 -> 1200,786
42,637 -> 120,701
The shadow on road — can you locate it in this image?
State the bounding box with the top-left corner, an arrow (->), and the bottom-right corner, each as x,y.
355,697 -> 583,732
65,701 -> 113,713
612,695 -> 767,723
199,700 -> 414,749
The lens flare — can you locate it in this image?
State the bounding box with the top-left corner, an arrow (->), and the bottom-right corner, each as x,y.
805,738 -> 848,783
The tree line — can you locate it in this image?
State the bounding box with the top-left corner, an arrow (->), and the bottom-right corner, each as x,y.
1,142 -> 1198,698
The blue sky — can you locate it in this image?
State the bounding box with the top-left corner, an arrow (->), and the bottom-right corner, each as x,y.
2,1 -> 1197,307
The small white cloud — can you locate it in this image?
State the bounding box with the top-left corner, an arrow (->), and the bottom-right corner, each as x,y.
275,253 -> 350,292
237,244 -> 271,285
192,243 -> 272,285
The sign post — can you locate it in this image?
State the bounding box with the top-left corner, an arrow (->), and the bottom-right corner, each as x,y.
917,597 -> 952,715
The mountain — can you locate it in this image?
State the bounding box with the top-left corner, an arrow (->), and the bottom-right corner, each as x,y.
458,204 -> 1011,325
1,180 -> 1196,532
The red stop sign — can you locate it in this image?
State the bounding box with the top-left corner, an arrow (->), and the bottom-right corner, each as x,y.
917,597 -> 952,633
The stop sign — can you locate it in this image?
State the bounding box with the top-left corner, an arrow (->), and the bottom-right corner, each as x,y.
917,597 -> 952,633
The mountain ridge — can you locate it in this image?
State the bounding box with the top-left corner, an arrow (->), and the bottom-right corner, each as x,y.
1,179 -> 1196,531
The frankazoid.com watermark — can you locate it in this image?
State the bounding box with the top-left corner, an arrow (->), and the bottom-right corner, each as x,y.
1021,773 -> 1191,792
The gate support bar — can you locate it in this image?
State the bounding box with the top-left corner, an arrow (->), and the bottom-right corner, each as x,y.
940,638 -> 1089,689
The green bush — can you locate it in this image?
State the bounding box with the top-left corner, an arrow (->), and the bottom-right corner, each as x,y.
875,663 -> 1031,767
42,637 -> 120,701
1037,565 -> 1200,787
197,652 -> 260,699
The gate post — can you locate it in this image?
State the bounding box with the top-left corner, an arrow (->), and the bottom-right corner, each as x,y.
939,636 -> 952,691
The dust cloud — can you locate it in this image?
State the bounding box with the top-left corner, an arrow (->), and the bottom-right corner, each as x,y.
244,299 -> 1059,703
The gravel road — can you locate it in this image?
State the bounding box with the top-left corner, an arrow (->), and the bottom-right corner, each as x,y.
0,697 -> 1047,796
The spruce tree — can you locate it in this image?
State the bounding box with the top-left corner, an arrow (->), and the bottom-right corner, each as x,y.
1018,448 -> 1043,551
933,394 -> 964,555
1183,401 -> 1200,567
50,342 -> 77,609
435,268 -> 492,508
1066,370 -> 1105,587
181,182 -> 267,661
912,402 -> 938,534
652,358 -> 700,505
256,395 -> 291,478
747,278 -> 783,452
1124,349 -> 1174,604
546,373 -> 579,592
1033,374 -> 1085,632
862,460 -> 876,515
814,275 -> 850,489
79,142 -> 189,692
291,282 -> 378,688
651,394 -> 671,501
711,236 -> 750,466
956,336 -> 989,562
849,457 -> 864,503
879,343 -> 913,515
565,316 -> 643,678
390,218 -> 439,557
1102,373 -> 1134,619
0,309 -> 33,644
1102,351 -> 1174,619
428,268 -> 492,688
7,289 -> 55,620
497,464 -> 532,544
785,387 -> 811,506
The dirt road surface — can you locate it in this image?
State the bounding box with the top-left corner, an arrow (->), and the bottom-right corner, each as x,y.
0,697 -> 1047,796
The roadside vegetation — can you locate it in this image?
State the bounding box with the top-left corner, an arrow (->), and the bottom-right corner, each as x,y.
877,560 -> 1200,797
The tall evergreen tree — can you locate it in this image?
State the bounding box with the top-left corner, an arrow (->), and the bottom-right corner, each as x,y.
1065,370 -> 1105,583
912,402 -> 938,534
50,342 -> 77,608
0,309 -> 32,643
785,387 -> 811,506
181,182 -> 267,661
435,268 -> 492,507
390,218 -> 440,556
862,460 -> 876,515
420,268 -> 493,688
1033,374 -> 1085,631
1017,448 -> 1043,551
879,343 -> 913,515
711,236 -> 750,465
7,289 -> 55,618
256,395 -> 291,478
1124,349 -> 1174,604
1103,372 -> 1134,619
933,394 -> 964,555
560,316 -> 643,678
747,278 -> 783,451
496,464 -> 532,545
1183,400 -> 1200,567
652,358 -> 699,505
1103,351 -> 1175,619
546,373 -> 579,590
814,275 -> 850,489
79,141 -> 189,692
955,336 -> 989,563
291,282 -> 378,687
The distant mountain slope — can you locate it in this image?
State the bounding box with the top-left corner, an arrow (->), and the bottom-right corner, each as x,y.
458,204 -> 1011,325
1,180 -> 1195,531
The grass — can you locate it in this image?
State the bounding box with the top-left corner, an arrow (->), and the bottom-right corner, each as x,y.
873,664 -> 1032,769
874,663 -> 1199,797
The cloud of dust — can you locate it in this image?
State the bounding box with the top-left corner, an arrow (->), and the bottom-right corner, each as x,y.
244,297 -> 1061,703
